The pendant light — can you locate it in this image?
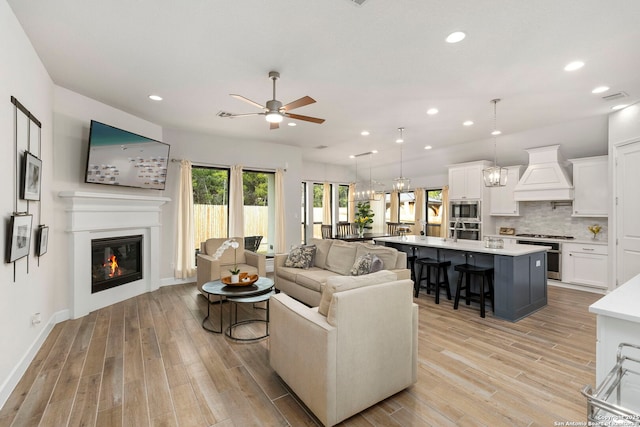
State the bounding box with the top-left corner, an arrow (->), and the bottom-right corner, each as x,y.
483,99 -> 508,187
353,152 -> 382,202
393,127 -> 411,192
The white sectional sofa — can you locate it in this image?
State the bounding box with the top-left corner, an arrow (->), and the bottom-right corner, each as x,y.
274,238 -> 410,307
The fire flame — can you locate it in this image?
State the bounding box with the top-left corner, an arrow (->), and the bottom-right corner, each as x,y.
104,255 -> 120,277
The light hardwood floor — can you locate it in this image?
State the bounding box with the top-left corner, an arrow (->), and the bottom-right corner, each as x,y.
0,283 -> 601,426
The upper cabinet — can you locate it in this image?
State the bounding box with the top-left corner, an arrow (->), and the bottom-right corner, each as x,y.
569,156 -> 608,217
490,165 -> 524,216
448,161 -> 491,200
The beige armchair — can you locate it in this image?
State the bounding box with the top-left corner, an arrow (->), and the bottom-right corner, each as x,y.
269,271 -> 418,426
196,237 -> 266,293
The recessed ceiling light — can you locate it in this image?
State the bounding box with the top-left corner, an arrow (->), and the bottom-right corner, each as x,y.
361,130 -> 370,136
372,150 -> 378,154
612,104 -> 628,111
148,94 -> 163,101
491,130 -> 502,136
564,61 -> 584,71
463,120 -> 474,126
592,86 -> 610,94
395,138 -> 404,143
426,108 -> 439,115
446,31 -> 466,43
424,145 -> 432,150
288,122 -> 297,126
349,155 -> 355,159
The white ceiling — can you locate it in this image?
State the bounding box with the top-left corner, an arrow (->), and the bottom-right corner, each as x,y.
8,0 -> 640,182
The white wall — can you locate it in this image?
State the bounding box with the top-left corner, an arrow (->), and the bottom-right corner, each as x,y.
0,0 -> 56,406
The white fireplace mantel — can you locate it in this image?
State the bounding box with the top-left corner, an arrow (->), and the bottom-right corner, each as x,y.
59,191 -> 170,318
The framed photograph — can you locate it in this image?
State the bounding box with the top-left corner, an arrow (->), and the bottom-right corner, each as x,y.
36,225 -> 49,257
6,214 -> 33,263
21,151 -> 42,201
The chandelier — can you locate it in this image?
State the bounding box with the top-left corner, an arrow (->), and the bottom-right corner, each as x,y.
483,99 -> 508,187
393,127 -> 411,192
352,152 -> 382,202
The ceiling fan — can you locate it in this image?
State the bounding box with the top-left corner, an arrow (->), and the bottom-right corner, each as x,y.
218,71 -> 325,129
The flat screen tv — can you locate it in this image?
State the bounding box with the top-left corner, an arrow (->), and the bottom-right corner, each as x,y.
85,120 -> 170,190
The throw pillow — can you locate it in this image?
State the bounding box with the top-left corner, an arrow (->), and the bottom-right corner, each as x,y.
317,270 -> 397,316
349,253 -> 383,276
284,245 -> 317,269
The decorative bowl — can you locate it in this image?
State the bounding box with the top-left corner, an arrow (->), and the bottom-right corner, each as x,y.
222,272 -> 259,286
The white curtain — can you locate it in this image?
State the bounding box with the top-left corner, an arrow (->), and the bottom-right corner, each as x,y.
275,168 -> 286,253
440,185 -> 450,238
229,164 -> 244,238
412,188 -> 424,235
348,182 -> 356,223
175,160 -> 196,279
323,182 -> 331,225
390,190 -> 400,223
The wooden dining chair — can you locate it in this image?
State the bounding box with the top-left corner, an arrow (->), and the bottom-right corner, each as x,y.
321,225 -> 333,239
387,222 -> 400,236
336,222 -> 352,237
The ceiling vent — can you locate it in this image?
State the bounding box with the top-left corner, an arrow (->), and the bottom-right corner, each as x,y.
346,0 -> 368,5
601,91 -> 628,101
217,111 -> 234,118
315,145 -> 329,150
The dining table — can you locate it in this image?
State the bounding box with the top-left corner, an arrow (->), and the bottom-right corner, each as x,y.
333,232 -> 391,242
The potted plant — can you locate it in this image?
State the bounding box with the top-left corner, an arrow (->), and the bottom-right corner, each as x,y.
354,202 -> 374,237
214,238 -> 241,282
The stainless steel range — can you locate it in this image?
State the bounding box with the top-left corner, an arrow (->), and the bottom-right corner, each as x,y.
515,234 -> 575,280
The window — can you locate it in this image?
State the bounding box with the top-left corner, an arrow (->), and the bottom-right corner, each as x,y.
243,170 -> 274,253
399,191 -> 415,224
338,184 -> 349,222
301,182 -> 307,244
312,183 -> 331,239
192,167 -> 230,245
426,189 -> 443,237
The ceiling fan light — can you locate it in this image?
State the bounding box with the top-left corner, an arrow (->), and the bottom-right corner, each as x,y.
265,112 -> 283,123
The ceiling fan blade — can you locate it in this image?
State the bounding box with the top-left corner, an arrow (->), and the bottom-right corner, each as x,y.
282,96 -> 316,111
230,94 -> 265,110
270,122 -> 280,130
219,112 -> 265,118
285,112 -> 325,124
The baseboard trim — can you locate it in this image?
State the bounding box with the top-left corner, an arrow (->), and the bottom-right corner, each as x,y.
548,279 -> 608,294
0,309 -> 70,410
160,276 -> 195,287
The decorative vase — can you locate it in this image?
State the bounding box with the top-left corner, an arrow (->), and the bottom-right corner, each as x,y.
230,273 -> 240,283
358,227 -> 365,238
591,233 -> 598,241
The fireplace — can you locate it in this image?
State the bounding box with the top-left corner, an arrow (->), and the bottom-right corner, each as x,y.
91,235 -> 143,294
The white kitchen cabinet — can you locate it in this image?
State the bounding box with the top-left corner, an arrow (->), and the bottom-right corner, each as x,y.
490,165 -> 523,216
562,242 -> 608,289
448,161 -> 491,200
569,156 -> 608,217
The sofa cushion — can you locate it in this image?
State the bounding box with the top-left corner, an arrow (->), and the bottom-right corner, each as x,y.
296,269 -> 340,293
284,245 -> 317,269
317,270 -> 397,316
204,237 -> 246,265
349,253 -> 383,276
307,238 -> 333,269
355,243 -> 398,270
325,240 -> 358,275
277,266 -> 301,283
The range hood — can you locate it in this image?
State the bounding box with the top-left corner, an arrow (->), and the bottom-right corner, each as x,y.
513,145 -> 574,201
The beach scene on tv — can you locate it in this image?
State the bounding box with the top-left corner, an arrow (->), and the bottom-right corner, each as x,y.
85,121 -> 169,190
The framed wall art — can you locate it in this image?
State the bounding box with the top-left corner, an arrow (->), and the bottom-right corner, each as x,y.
36,225 -> 49,257
21,151 -> 42,201
6,214 -> 33,263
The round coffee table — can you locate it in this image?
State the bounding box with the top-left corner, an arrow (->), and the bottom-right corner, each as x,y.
201,277 -> 274,340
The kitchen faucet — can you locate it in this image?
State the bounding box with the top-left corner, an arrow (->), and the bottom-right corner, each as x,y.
451,218 -> 466,242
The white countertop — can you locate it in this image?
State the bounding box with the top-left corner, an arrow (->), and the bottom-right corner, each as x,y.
374,235 -> 550,256
590,273 -> 640,323
487,234 -> 608,246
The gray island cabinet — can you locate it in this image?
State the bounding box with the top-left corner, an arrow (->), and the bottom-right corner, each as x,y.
374,236 -> 550,322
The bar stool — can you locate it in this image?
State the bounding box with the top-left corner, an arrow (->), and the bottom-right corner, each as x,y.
407,246 -> 418,283
453,264 -> 494,318
415,257 -> 452,303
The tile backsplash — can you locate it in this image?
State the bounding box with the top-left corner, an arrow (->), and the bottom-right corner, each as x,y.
494,201 -> 608,241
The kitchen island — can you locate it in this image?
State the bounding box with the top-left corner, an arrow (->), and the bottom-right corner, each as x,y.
375,236 -> 550,321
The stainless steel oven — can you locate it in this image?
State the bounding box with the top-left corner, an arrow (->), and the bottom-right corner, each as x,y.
450,200 -> 481,221
449,220 -> 482,241
516,239 -> 561,280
